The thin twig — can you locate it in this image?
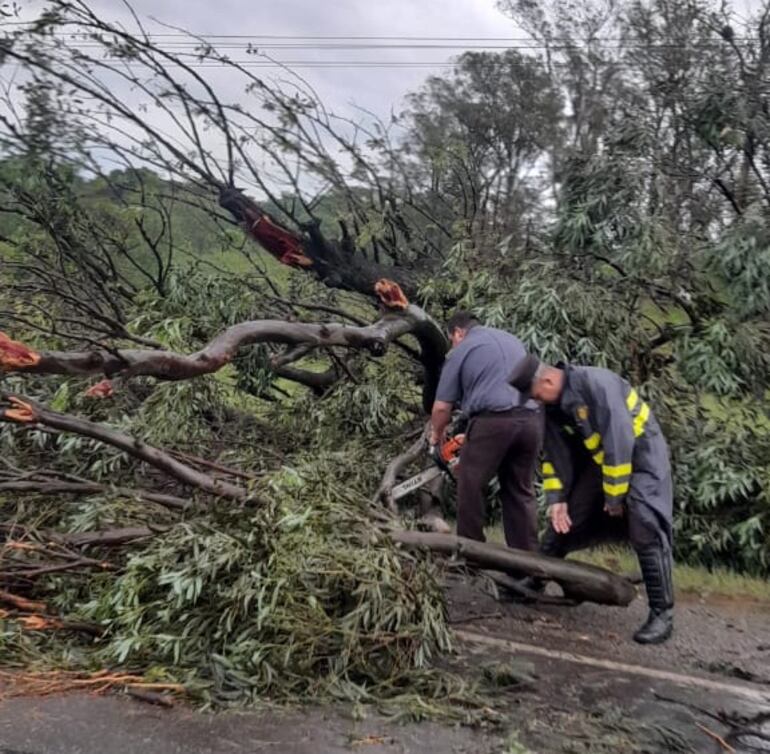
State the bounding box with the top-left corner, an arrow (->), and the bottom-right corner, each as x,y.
695,722 -> 736,753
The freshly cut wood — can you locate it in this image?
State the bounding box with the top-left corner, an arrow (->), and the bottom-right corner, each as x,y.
0,589 -> 47,613
390,530 -> 636,607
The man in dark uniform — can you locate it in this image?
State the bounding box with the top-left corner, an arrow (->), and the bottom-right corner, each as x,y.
429,312 -> 542,551
510,356 -> 675,644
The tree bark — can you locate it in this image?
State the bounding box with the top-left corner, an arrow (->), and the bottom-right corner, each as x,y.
0,480 -> 191,511
219,188 -> 425,298
0,394 -> 252,503
52,527 -> 167,548
0,589 -> 47,613
390,530 -> 636,607
0,303 -> 447,413
19,524 -> 636,606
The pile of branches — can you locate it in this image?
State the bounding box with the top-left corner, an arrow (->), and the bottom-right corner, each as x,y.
0,298 -> 633,721
1,465 -> 456,709
0,296 -> 468,714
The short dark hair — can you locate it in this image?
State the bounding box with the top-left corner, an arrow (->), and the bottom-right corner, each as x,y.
446,310 -> 480,335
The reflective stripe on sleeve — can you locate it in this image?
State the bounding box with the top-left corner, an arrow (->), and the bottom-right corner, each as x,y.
626,388 -> 639,411
603,462 -> 632,478
584,432 -> 601,450
542,462 -> 556,476
543,478 -> 564,491
633,403 -> 650,437
603,481 -> 630,496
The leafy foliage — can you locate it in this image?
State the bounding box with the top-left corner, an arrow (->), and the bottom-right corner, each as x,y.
1,0 -> 770,725
77,465 -> 452,707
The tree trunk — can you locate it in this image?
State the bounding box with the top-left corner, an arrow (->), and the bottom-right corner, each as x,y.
390,530 -> 636,606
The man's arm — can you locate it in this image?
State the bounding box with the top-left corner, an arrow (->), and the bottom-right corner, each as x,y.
430,349 -> 464,445
543,412 -> 575,533
430,400 -> 453,446
589,375 -> 636,513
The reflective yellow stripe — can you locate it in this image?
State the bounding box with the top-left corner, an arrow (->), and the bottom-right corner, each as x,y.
633,403 -> 650,437
542,462 -> 556,476
626,388 -> 639,412
603,481 -> 630,496
543,478 -> 563,491
584,432 -> 601,450
592,451 -> 605,465
603,463 -> 632,478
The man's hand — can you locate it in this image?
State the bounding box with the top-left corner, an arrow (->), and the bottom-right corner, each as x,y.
604,502 -> 625,518
430,400 -> 453,448
550,502 -> 572,534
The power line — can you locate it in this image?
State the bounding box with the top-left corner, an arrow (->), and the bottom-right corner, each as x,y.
85,62 -> 756,72
53,43 -> 747,52
4,23 -> 760,46
20,31 -> 761,42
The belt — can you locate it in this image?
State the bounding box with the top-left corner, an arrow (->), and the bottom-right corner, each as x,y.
472,407 -> 523,419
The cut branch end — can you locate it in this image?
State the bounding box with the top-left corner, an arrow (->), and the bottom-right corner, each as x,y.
375,279 -> 409,311
2,396 -> 37,424
0,331 -> 41,371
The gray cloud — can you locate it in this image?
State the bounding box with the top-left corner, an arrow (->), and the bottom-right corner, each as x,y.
32,0 -> 516,117
17,0 -> 770,121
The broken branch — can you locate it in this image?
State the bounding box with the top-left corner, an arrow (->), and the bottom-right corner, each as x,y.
390,531 -> 636,607
0,393 -> 253,503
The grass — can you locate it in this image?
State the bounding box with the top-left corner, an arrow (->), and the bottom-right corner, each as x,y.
486,526 -> 770,603
501,733 -> 533,754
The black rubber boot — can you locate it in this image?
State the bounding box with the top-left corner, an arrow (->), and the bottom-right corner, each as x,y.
539,527 -> 569,560
516,575 -> 546,594
634,545 -> 674,645
510,530 -> 569,597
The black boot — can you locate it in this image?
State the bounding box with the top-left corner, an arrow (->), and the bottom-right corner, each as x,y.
512,529 -> 570,599
634,545 -> 674,645
516,575 -> 546,594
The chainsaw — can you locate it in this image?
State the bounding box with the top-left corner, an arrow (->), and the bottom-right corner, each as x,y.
391,432 -> 465,502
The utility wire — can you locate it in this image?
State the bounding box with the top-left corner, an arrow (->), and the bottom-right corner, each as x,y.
1,24 -> 760,46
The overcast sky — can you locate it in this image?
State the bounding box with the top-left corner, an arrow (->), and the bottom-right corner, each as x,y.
20,0 -> 519,118
11,0 -> 769,191
17,0 -> 770,120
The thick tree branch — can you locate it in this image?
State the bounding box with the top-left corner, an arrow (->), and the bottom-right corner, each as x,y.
0,394 -> 253,503
273,364 -> 341,395
0,294 -> 448,411
219,188 -> 426,298
52,527 -> 168,548
42,525 -> 636,607
0,311 -> 429,380
390,531 -> 636,607
0,479 -> 191,511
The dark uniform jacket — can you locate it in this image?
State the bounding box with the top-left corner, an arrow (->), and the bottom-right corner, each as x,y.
541,365 -> 662,512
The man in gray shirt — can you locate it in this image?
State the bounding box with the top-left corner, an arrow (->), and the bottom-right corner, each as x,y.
429,311 -> 542,550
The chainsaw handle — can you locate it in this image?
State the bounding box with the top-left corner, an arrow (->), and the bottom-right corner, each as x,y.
428,444 -> 451,474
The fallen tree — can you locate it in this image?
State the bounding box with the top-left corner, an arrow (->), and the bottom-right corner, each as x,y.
0,1 -> 652,720
0,389 -> 635,607
0,284 -> 447,413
